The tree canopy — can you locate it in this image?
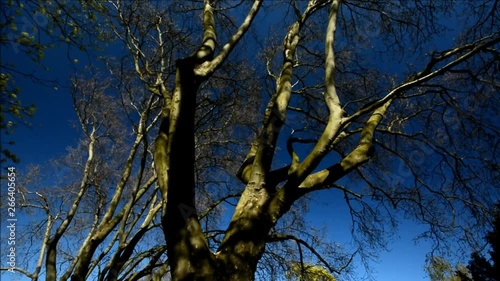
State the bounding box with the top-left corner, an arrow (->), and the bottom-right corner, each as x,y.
1,0 -> 499,281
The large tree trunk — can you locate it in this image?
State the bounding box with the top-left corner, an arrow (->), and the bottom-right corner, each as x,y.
152,2 -> 264,280
155,55 -> 269,281
154,58 -> 218,281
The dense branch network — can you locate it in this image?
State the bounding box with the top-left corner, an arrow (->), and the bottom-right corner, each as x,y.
2,0 -> 499,280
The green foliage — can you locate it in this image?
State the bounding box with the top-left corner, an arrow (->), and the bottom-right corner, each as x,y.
285,262 -> 336,281
0,73 -> 35,165
426,256 -> 471,281
0,0 -> 111,167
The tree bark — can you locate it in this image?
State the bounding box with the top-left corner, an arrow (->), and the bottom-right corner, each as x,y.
154,57 -> 218,281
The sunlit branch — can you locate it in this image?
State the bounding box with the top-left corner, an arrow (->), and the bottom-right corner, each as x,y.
238,0 -> 325,183
45,127 -> 97,280
196,0 -> 263,75
331,183 -> 363,198
298,99 -> 392,190
195,0 -> 217,62
88,228 -> 122,280
290,0 -> 344,184
0,267 -> 32,278
324,0 -> 341,108
33,214 -> 53,279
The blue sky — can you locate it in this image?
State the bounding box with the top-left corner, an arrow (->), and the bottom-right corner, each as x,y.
306,189 -> 434,281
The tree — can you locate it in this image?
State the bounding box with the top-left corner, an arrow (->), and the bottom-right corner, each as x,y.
426,256 -> 471,281
0,0 -> 39,167
467,203 -> 500,281
286,262 -> 337,281
426,203 -> 500,281
0,73 -> 35,165
2,1 -> 499,281
0,0 -> 105,168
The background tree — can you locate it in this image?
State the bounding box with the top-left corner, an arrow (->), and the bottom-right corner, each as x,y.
467,202 -> 500,281
425,203 -> 500,281
286,262 -> 337,281
0,73 -> 35,166
1,0 -> 499,281
426,256 -> 471,281
0,0 -> 106,169
0,0 -> 40,168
